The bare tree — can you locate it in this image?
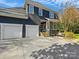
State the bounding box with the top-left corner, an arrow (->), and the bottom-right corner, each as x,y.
61,7 -> 79,32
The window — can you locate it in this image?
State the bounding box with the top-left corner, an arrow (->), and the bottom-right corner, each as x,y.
49,12 -> 54,19
29,5 -> 34,14
39,8 -> 43,16
43,10 -> 49,18
34,6 -> 39,15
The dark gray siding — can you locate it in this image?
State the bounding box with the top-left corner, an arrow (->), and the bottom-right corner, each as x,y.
34,6 -> 39,16
0,24 -> 1,40
43,9 -> 49,18
0,16 -> 36,25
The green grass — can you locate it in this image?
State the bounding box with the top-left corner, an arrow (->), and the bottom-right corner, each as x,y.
75,34 -> 79,39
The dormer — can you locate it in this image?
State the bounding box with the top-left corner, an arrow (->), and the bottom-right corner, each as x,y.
25,0 -> 59,19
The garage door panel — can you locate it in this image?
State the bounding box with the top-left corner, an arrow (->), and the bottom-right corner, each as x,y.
26,25 -> 39,38
1,23 -> 22,39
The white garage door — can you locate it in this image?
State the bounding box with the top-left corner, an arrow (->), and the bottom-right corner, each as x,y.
0,23 -> 22,39
26,25 -> 39,38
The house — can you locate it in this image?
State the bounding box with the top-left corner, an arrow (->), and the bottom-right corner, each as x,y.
0,0 -> 59,40
0,8 -> 39,40
25,0 -> 59,36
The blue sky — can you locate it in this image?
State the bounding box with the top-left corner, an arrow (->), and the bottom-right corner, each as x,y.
0,0 -> 79,12
0,0 -> 24,8
32,0 -> 64,11
32,0 -> 79,12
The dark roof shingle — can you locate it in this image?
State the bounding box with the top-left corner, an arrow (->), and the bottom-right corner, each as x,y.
0,8 -> 28,19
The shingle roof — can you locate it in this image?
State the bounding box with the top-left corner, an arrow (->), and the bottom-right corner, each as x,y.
0,8 -> 26,14
0,7 -> 28,19
29,14 -> 48,25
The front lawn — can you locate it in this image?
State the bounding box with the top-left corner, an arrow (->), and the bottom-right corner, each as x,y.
75,34 -> 79,39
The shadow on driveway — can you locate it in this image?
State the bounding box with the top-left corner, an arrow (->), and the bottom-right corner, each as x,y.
31,43 -> 79,59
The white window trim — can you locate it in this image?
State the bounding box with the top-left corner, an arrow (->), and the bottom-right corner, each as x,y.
39,8 -> 43,16
49,12 -> 54,19
29,5 -> 34,14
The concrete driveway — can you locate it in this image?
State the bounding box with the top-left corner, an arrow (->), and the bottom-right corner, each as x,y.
0,37 -> 74,59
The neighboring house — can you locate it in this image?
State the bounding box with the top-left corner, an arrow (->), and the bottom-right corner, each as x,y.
0,8 -> 39,39
25,0 -> 59,36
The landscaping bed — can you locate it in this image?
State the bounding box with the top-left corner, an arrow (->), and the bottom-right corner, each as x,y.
75,34 -> 79,39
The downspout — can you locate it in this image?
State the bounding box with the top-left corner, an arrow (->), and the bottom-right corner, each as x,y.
27,4 -> 29,18
22,0 -> 30,38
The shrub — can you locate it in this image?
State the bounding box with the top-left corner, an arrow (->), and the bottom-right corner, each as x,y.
64,32 -> 75,39
40,32 -> 49,37
73,23 -> 79,33
57,22 -> 64,32
75,34 -> 79,39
